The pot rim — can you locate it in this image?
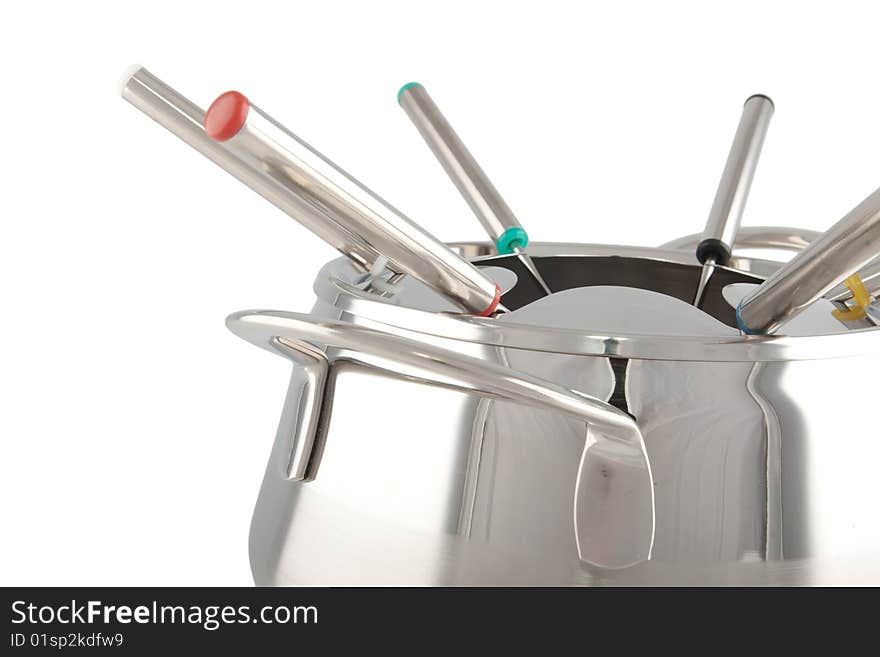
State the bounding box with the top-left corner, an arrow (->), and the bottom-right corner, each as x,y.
312,242 -> 880,363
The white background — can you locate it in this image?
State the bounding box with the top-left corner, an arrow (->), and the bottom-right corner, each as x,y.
2,1 -> 879,585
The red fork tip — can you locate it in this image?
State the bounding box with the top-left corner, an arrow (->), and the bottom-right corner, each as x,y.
477,283 -> 502,317
204,91 -> 249,141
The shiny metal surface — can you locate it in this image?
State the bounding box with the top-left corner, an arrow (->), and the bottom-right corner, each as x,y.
663,226 -> 880,303
692,261 -> 715,308
701,95 -> 775,261
662,225 -> 820,253
227,309 -> 650,465
235,251 -> 880,585
739,184 -> 880,333
311,248 -> 880,362
220,101 -> 500,314
398,83 -> 520,247
125,70 -> 880,583
694,95 -> 774,305
509,246 -> 552,295
397,82 -> 551,295
501,292 -> 761,563
122,68 -> 499,315
230,309 -> 654,569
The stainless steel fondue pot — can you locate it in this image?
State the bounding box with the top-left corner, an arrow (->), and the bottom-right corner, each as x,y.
123,69 -> 880,585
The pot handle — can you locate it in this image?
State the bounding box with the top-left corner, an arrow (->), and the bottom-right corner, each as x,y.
227,310 -> 655,567
227,309 -> 643,465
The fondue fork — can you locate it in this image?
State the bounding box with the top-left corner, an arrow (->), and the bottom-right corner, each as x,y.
397,82 -> 552,296
694,95 -> 774,307
737,183 -> 880,334
121,68 -> 502,316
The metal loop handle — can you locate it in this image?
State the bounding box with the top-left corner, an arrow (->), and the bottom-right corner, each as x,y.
227,310 -> 643,446
227,309 -> 654,566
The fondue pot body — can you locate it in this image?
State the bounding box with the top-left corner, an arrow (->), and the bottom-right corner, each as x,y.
237,244 -> 880,585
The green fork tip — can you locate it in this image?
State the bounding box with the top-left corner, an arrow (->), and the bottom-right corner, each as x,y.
397,81 -> 423,104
